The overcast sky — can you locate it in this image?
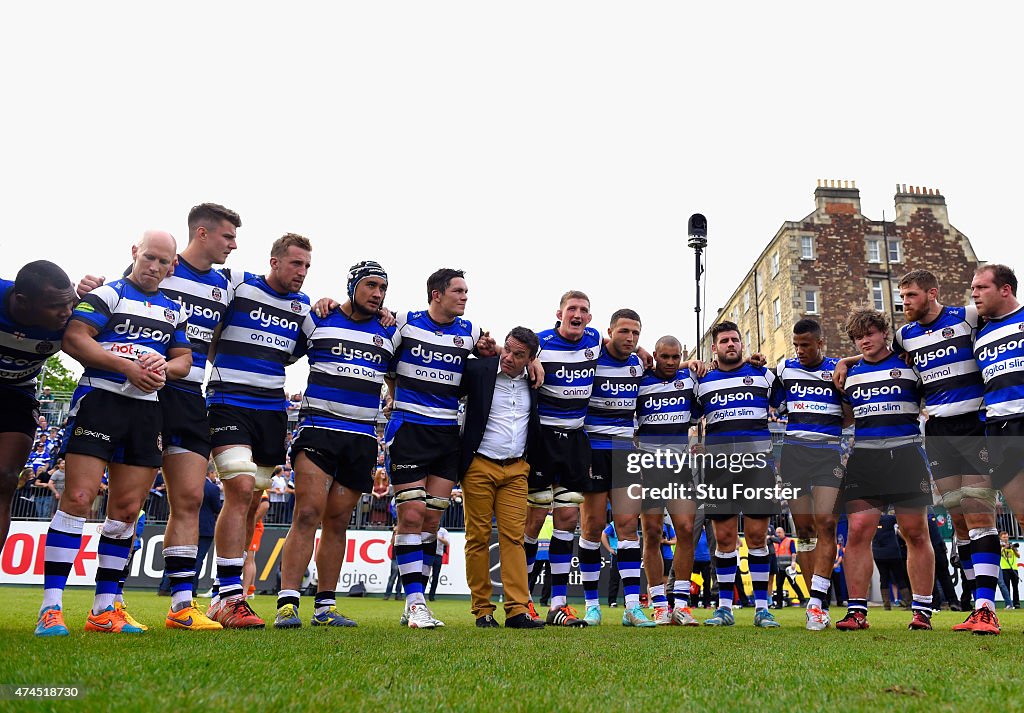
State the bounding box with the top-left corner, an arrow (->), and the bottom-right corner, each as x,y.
4,2 -> 1021,391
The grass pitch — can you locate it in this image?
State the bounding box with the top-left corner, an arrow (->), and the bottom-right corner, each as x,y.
1,586 -> 1021,712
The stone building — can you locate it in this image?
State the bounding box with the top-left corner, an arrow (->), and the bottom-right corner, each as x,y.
698,180 -> 982,366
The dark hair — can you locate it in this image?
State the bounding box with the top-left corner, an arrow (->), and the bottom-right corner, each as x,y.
845,308 -> 889,341
187,203 -> 241,239
609,308 -> 641,327
655,335 -> 681,351
505,326 -> 540,358
711,320 -> 741,342
977,264 -> 1018,296
14,260 -> 72,298
271,233 -> 312,258
426,268 -> 465,304
898,269 -> 938,292
793,318 -> 822,339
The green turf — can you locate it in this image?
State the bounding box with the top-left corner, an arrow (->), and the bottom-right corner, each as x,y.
0,587 -> 1020,712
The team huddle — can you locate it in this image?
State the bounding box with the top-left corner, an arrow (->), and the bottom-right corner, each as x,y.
0,200 -> 1021,637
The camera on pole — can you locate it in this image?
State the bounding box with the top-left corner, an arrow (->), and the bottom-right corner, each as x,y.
688,214 -> 707,360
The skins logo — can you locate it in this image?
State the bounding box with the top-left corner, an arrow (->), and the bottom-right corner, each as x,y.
980,447 -> 990,463
920,480 -> 931,494
290,300 -> 302,313
373,335 -> 384,347
743,376 -> 754,385
211,287 -> 222,301
833,466 -> 844,478
629,366 -> 637,376
156,434 -> 163,451
453,336 -> 465,348
164,308 -> 176,322
890,369 -> 902,378
36,341 -> 54,354
942,327 -> 955,339
585,349 -> 595,360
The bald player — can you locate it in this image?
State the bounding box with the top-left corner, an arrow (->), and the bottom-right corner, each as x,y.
35,231 -> 193,636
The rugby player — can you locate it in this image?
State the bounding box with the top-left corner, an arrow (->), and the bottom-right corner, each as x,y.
579,309 -> 653,627
386,268 -> 491,629
523,291 -> 600,627
635,335 -> 700,626
777,319 -> 850,630
205,233 -> 312,629
75,203 -> 240,630
835,309 -> 935,631
972,263 -> 1024,634
35,231 -> 192,636
835,270 -> 1000,633
275,261 -> 397,629
0,261 -> 76,554
694,321 -> 784,628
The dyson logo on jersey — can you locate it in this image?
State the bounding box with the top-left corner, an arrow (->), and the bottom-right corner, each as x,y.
707,392 -> 752,406
914,345 -> 957,369
849,384 -> 903,401
410,343 -> 462,365
113,320 -> 171,344
555,365 -> 597,383
331,342 -> 384,364
976,338 -> 1024,363
650,395 -> 689,411
790,384 -> 832,398
179,301 -> 222,323
600,381 -> 638,396
249,307 -> 298,332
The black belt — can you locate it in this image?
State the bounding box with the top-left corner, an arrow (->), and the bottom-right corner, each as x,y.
476,453 -> 524,466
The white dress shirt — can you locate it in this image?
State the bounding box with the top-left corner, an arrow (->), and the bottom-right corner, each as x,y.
476,364 -> 530,461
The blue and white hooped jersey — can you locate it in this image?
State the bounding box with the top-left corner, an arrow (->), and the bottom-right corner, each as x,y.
535,326 -> 602,431
584,350 -> 643,450
973,305 -> 1024,423
636,368 -> 695,452
778,357 -> 844,447
388,310 -> 481,427
157,257 -> 232,395
843,353 -> 923,449
693,363 -> 783,454
69,278 -> 189,404
206,272 -> 309,412
298,309 -> 398,439
0,279 -> 65,396
894,305 -> 985,419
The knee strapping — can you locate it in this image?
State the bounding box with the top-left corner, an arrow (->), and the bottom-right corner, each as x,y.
961,486 -> 998,509
395,487 -> 427,505
941,488 -> 964,510
552,486 -> 583,508
425,496 -> 450,512
527,487 -> 553,508
213,447 -> 257,483
254,466 -> 275,492
101,518 -> 135,539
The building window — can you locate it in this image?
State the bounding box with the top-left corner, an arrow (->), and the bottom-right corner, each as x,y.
893,286 -> 904,310
759,312 -> 765,341
888,239 -> 902,263
805,289 -> 819,314
867,238 -> 882,263
871,280 -> 885,311
732,306 -> 739,323
773,297 -> 781,327
771,251 -> 780,276
800,235 -> 814,260
745,330 -> 751,348
743,290 -> 750,313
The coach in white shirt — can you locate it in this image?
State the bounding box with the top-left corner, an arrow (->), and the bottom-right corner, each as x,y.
458,327 -> 544,629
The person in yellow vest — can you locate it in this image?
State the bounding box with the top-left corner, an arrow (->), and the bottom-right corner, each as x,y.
999,532 -> 1019,609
